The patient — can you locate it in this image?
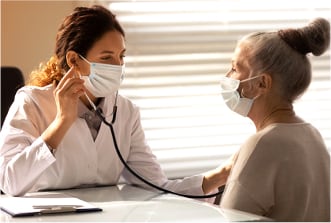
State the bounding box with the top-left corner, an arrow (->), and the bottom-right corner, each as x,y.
219,18 -> 330,221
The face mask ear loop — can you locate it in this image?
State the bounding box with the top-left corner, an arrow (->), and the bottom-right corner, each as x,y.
240,84 -> 260,100
240,74 -> 263,98
78,54 -> 91,65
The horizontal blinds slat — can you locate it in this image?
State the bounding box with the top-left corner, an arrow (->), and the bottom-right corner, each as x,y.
109,0 -> 330,11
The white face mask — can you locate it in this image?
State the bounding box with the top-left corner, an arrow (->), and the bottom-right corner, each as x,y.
80,55 -> 125,97
219,76 -> 260,117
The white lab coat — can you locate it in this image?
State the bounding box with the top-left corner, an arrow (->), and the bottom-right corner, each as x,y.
0,84 -> 204,196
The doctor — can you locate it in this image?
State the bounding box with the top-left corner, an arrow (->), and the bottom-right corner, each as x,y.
0,5 -> 233,197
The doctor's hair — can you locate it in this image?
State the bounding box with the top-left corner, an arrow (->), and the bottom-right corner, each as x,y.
238,18 -> 330,102
27,5 -> 125,87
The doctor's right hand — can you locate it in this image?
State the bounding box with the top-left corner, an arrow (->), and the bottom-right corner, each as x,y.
53,66 -> 85,125
41,67 -> 85,150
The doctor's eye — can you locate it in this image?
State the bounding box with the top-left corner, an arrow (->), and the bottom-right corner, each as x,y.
120,55 -> 126,62
100,55 -> 113,61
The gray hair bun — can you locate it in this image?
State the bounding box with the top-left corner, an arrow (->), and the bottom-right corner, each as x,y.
278,18 -> 330,56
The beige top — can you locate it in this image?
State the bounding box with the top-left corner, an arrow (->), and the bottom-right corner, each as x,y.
220,123 -> 330,221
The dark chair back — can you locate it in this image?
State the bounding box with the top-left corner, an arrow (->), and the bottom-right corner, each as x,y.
1,66 -> 25,128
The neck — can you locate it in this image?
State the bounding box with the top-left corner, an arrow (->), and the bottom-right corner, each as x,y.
257,106 -> 296,131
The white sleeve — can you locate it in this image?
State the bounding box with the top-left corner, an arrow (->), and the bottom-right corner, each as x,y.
0,90 -> 56,196
121,108 -> 214,202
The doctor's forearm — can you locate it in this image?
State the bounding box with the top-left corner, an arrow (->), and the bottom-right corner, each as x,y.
41,118 -> 73,150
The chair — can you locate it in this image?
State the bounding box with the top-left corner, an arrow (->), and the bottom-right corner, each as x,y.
1,66 -> 25,128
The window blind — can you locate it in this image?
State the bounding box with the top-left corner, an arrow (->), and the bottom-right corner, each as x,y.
106,0 -> 331,179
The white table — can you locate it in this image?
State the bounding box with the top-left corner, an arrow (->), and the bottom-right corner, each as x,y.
1,184 -> 271,222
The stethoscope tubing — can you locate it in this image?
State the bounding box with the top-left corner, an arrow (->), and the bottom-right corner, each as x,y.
95,106 -> 223,199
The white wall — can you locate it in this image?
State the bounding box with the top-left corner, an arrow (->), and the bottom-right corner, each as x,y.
1,1 -> 93,80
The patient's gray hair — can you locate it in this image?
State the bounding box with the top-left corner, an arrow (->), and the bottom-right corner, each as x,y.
237,18 -> 330,102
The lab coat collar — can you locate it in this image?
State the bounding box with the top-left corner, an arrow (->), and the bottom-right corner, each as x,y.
77,98 -> 105,119
77,93 -> 117,118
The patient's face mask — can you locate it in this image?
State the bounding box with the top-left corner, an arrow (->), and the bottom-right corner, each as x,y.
220,76 -> 260,117
79,55 -> 125,97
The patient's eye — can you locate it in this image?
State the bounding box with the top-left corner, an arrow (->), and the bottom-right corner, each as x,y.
230,67 -> 237,73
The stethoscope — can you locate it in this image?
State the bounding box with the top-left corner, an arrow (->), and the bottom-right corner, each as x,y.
85,91 -> 224,199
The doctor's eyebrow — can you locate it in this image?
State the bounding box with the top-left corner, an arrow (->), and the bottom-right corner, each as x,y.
100,49 -> 126,55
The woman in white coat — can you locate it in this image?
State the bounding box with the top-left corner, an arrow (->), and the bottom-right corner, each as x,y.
0,5 -> 231,197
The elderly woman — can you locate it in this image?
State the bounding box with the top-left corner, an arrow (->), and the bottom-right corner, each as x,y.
219,18 -> 330,221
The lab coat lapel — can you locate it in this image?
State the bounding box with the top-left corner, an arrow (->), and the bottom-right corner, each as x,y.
73,118 -> 96,148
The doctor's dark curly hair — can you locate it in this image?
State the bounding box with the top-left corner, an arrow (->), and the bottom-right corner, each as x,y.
27,5 -> 125,87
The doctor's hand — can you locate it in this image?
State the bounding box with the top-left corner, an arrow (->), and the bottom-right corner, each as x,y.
202,151 -> 239,194
41,67 -> 85,151
53,66 -> 85,125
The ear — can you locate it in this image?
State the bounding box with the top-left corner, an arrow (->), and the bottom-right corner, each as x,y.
257,73 -> 272,93
66,51 -> 80,68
